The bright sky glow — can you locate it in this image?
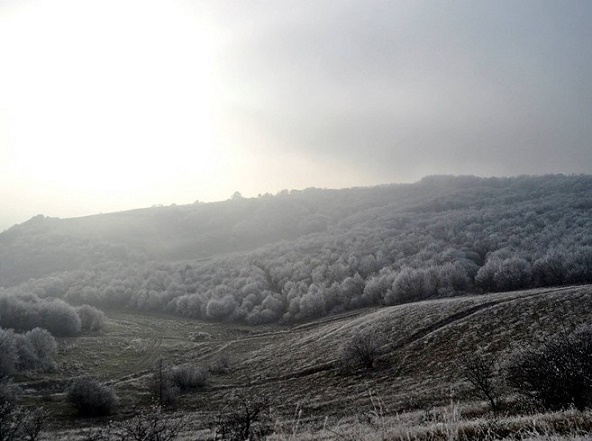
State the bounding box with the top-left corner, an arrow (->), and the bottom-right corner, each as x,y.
0,0 -> 227,223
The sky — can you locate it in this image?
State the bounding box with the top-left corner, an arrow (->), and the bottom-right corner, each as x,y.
1,0 -> 591,231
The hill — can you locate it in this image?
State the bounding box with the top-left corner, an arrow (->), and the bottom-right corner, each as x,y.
22,284 -> 592,439
2,174 -> 592,326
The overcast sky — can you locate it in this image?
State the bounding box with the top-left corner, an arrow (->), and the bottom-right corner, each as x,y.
1,0 -> 591,231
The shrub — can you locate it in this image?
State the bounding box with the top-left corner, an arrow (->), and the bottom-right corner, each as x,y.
0,378 -> 46,441
0,403 -> 47,441
67,377 -> 118,417
210,353 -> 231,375
80,405 -> 187,441
459,353 -> 501,411
0,329 -> 17,377
0,376 -> 19,407
339,328 -> 382,373
25,328 -> 57,369
505,325 -> 592,411
40,299 -> 82,337
213,393 -> 271,441
75,305 -> 106,333
120,404 -> 187,441
151,359 -> 179,408
14,334 -> 40,371
169,365 -> 209,391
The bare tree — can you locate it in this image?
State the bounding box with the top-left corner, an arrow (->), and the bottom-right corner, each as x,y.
79,406 -> 186,441
213,393 -> 271,441
459,353 -> 500,411
151,358 -> 179,408
120,405 -> 186,441
0,402 -> 47,441
339,328 -> 382,373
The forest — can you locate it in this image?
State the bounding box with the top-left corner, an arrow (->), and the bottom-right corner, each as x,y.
1,174 -> 592,329
2,174 -> 592,439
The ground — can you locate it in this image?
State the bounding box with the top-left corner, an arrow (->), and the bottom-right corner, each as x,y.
16,285 -> 592,439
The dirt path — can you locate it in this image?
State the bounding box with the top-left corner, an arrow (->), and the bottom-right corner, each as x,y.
391,286 -> 576,352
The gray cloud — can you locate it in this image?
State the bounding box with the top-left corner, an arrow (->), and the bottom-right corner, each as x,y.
207,0 -> 592,180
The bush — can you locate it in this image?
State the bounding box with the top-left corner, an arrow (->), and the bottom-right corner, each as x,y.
14,334 -> 39,371
25,328 -> 57,370
80,405 -> 186,441
505,325 -> 592,411
213,393 -> 271,441
0,376 -> 19,407
75,305 -> 106,333
0,403 -> 47,441
169,365 -> 209,391
151,359 -> 179,408
67,377 -> 118,417
339,328 -> 382,373
39,299 -> 82,337
459,353 -> 500,411
0,378 -> 46,441
0,329 -> 17,377
120,405 -> 187,441
210,353 -> 231,375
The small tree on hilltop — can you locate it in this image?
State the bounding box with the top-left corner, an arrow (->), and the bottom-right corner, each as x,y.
339,328 -> 383,373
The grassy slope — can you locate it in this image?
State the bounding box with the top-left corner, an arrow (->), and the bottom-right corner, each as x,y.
24,284 -> 592,438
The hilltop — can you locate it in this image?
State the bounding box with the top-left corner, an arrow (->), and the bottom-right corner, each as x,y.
1,174 -> 592,326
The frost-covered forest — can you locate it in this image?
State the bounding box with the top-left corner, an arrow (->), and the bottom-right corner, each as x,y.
2,174 -> 592,326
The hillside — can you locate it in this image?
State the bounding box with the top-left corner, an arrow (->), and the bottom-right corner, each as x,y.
23,284 -> 592,439
2,174 -> 592,327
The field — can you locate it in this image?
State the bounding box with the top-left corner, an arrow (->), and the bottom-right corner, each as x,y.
15,284 -> 592,439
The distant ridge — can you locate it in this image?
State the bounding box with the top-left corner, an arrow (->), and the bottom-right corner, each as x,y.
1,174 -> 592,326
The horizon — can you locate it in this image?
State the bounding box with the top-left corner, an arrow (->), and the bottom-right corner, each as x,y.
3,171 -> 586,232
1,1 -> 591,232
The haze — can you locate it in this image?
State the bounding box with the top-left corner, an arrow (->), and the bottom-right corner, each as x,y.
1,0 -> 591,231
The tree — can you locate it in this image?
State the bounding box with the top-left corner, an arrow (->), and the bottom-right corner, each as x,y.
505,325 -> 592,411
339,328 -> 382,373
76,305 -> 106,333
151,358 -> 179,408
25,328 -> 57,369
67,377 -> 119,417
0,377 -> 46,441
0,330 -> 17,377
169,364 -> 209,391
459,353 -> 500,411
213,393 -> 271,441
120,405 -> 187,441
79,405 -> 186,441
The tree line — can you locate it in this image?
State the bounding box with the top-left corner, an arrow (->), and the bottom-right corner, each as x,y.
2,174 -> 592,324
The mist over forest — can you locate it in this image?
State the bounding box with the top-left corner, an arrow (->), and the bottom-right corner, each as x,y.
2,174 -> 592,329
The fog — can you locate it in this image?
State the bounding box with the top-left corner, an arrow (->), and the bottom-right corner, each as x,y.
1,0 -> 591,231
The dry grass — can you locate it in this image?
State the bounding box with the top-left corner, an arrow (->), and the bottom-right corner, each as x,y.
270,405 -> 592,441
18,285 -> 592,438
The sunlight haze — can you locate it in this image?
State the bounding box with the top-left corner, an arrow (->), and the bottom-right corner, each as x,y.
1,0 -> 591,230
